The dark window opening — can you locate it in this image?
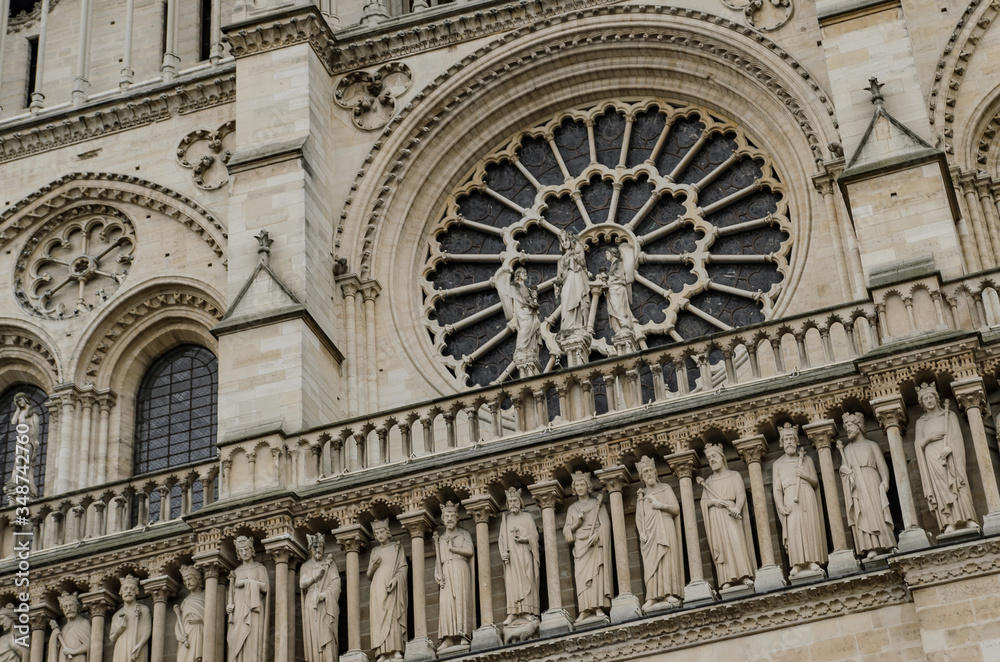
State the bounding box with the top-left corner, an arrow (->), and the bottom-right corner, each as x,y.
133,345 -> 218,476
25,36 -> 39,104
199,0 -> 212,61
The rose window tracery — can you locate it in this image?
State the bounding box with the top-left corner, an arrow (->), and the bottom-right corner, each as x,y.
15,207 -> 136,319
422,99 -> 792,387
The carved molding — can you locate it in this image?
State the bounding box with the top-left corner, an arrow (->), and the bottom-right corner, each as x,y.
0,71 -> 235,163
890,537 -> 1000,588
0,173 -> 228,262
6,0 -> 63,33
334,63 -> 412,131
721,0 -> 793,32
222,10 -> 334,72
0,328 -> 60,375
334,5 -> 837,275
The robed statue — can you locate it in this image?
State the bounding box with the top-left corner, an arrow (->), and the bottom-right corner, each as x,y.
563,471 -> 612,623
227,536 -> 269,662
299,534 -> 340,662
838,412 -> 896,557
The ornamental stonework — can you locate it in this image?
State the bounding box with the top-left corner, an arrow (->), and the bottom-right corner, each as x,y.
422,99 -> 791,387
14,206 -> 136,319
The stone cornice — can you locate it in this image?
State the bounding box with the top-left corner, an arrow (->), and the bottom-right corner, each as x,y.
222,7 -> 336,74
889,536 -> 1000,589
0,67 -> 235,164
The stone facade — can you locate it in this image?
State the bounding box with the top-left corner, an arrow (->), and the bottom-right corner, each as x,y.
4,0 -> 1000,661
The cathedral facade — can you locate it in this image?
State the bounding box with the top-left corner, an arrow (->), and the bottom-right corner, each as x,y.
3,0 -> 1000,660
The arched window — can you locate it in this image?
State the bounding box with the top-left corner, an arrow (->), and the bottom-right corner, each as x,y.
0,385 -> 49,501
133,345 -> 218,475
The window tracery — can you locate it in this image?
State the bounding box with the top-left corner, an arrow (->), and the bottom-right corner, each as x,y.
422,99 -> 791,387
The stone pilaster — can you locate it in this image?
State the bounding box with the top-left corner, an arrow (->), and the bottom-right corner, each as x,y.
595,466 -> 642,623
527,481 -> 573,636
462,495 -> 503,651
803,420 -> 861,577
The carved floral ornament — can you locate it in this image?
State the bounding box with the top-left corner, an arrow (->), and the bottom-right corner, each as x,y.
422,98 -> 792,387
176,121 -> 235,190
333,62 -> 412,131
721,0 -> 793,32
14,206 -> 136,319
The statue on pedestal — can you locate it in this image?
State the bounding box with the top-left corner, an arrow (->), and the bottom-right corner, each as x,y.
634,456 -> 683,610
498,266 -> 543,377
0,605 -> 28,662
699,444 -> 755,590
556,231 -> 591,336
913,383 -> 978,533
498,487 -> 540,639
173,566 -> 205,662
48,592 -> 90,662
771,424 -> 827,578
433,502 -> 474,652
838,412 -> 896,557
602,246 -> 638,354
562,471 -> 611,623
227,536 -> 269,662
300,534 -> 340,662
367,519 -> 407,662
5,393 -> 41,498
110,576 -> 151,662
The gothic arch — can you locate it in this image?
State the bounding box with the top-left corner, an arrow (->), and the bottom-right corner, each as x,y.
340,8 -> 840,395
0,318 -> 62,391
0,172 -> 228,262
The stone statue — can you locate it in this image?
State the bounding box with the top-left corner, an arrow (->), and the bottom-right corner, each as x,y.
914,383 -> 978,534
634,456 -> 683,610
555,231 -> 592,336
562,471 -> 612,623
699,444 -> 755,590
173,566 -> 205,662
498,487 -> 540,638
300,534 -> 340,662
366,519 -> 407,662
603,246 -> 636,340
838,412 -> 896,557
433,501 -> 474,652
0,604 -> 28,662
771,424 -> 827,578
48,592 -> 90,662
226,536 -> 269,662
6,393 -> 41,498
109,576 -> 151,662
498,266 -> 543,376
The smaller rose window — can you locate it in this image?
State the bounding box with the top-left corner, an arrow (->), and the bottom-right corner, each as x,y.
14,206 -> 136,319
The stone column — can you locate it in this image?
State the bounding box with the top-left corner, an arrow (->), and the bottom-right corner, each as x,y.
952,377 -> 1000,535
81,588 -> 117,662
29,0 -> 50,111
94,392 -> 116,484
595,466 -> 642,623
462,495 -> 503,650
803,420 -> 860,577
361,280 -> 381,413
734,436 -> 786,592
264,536 -> 306,662
142,576 -> 178,662
29,608 -> 53,662
54,390 -> 79,493
527,481 -> 573,636
340,277 -> 361,416
335,524 -> 370,662
397,510 -> 436,661
871,395 -> 932,551
193,553 -> 233,662
665,451 -> 716,606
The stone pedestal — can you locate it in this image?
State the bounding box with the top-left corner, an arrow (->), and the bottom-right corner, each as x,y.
936,524 -> 981,545
826,548 -> 862,578
539,608 -> 574,637
609,593 -> 643,624
719,583 -> 754,600
342,650 -> 371,662
984,511 -> 1000,536
898,527 -> 934,552
574,611 -> 610,629
753,564 -> 787,593
470,624 -> 503,652
788,567 -> 826,586
403,638 -> 436,662
682,579 -> 717,607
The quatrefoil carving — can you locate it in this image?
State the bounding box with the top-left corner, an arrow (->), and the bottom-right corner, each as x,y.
334,62 -> 412,131
722,0 -> 793,32
176,121 -> 235,190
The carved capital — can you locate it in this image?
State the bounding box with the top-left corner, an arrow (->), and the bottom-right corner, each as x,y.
870,395 -> 908,433
396,510 -> 435,539
80,588 -> 118,617
595,465 -> 632,493
29,607 -> 55,631
803,419 -> 838,451
461,495 -> 498,524
951,376 -> 989,415
141,575 -> 179,603
528,480 -> 564,510
334,523 -> 370,554
360,279 -> 382,302
734,435 -> 768,465
664,450 -> 699,479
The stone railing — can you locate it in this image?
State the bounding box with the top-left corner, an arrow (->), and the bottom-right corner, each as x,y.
0,460 -> 218,558
219,299 -> 883,496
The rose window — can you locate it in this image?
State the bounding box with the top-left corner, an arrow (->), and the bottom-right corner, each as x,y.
422,100 -> 791,387
15,208 -> 136,319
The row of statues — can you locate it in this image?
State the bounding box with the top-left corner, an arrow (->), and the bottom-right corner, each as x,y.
20,386 -> 986,662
